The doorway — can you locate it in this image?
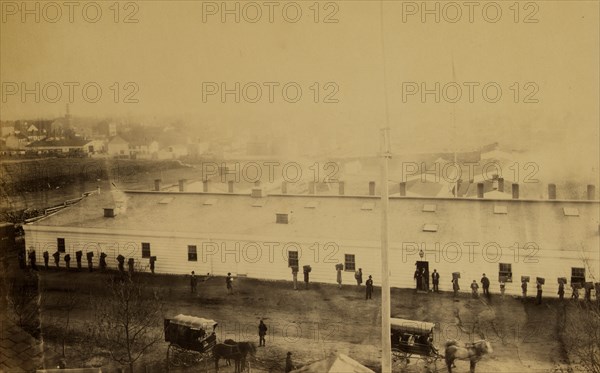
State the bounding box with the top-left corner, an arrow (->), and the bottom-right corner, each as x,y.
416,261 -> 430,292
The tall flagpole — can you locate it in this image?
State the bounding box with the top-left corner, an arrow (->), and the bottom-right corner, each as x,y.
380,128 -> 392,373
378,1 -> 392,371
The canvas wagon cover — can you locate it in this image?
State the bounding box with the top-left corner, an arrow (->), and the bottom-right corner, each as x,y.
170,314 -> 217,330
390,318 -> 435,335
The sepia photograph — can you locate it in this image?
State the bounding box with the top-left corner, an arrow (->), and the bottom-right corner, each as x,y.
0,1 -> 599,372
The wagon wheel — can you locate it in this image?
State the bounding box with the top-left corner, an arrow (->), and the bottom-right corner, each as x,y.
391,348 -> 410,372
414,354 -> 439,373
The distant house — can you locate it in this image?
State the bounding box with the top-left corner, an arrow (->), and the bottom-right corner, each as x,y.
130,139 -> 159,159
84,139 -> 107,154
26,124 -> 44,141
27,138 -> 89,154
107,136 -> 130,157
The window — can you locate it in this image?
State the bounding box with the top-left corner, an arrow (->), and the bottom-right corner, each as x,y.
288,251 -> 298,267
57,238 -> 65,253
188,245 -> 197,262
571,267 -> 585,284
141,242 -> 151,258
344,254 -> 356,271
276,213 -> 289,224
499,263 -> 512,282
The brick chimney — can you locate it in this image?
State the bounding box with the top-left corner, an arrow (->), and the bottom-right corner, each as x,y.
178,179 -> 186,192
369,181 -> 375,196
281,181 -> 288,194
548,184 -> 557,200
338,181 -> 345,195
399,182 -> 406,197
588,185 -> 596,200
154,179 -> 161,191
203,179 -> 209,193
512,183 -> 519,199
228,180 -> 234,193
477,183 -> 484,198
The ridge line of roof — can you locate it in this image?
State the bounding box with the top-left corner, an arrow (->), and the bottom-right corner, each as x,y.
121,190 -> 600,204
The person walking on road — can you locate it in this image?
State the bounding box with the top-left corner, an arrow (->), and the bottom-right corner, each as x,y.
258,319 -> 268,347
432,269 -> 440,293
190,271 -> 197,293
366,275 -> 373,300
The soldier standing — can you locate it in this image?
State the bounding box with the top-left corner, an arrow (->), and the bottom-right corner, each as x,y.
226,272 -> 233,294
303,266 -> 310,289
536,281 -> 543,305
258,319 -> 268,347
190,271 -> 197,293
452,278 -> 460,297
521,280 -> 528,301
500,280 -> 506,298
43,251 -> 49,270
75,251 -> 82,271
423,268 -> 429,292
558,281 -> 565,301
64,254 -> 71,270
53,251 -> 60,269
571,284 -> 579,300
481,273 -> 490,297
366,275 -> 373,300
471,280 -> 479,298
355,268 -> 363,287
285,352 -> 294,373
431,269 -> 440,293
292,266 -> 298,290
28,250 -> 37,270
100,252 -> 107,272
336,266 -> 342,289
414,268 -> 421,292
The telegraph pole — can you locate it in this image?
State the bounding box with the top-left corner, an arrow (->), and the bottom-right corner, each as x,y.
380,128 -> 392,373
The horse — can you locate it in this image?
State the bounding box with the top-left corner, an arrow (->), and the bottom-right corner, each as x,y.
444,339 -> 493,373
213,340 -> 257,373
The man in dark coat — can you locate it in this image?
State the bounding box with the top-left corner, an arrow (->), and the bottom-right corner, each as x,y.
43,251 -> 49,269
414,268 -> 421,292
258,319 -> 268,346
423,268 -> 429,292
355,268 -> 363,287
521,280 -> 528,301
432,269 -> 440,293
366,275 -> 373,300
452,278 -> 460,297
75,251 -> 82,271
190,271 -> 197,293
558,281 -> 565,300
18,249 -> 26,269
28,250 -> 37,270
536,281 -> 543,304
53,251 -> 60,269
64,254 -> 71,270
303,267 -> 310,289
481,273 -> 490,297
285,352 -> 294,373
226,272 -> 233,294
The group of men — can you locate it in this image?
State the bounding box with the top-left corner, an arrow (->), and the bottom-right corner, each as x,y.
413,267 -> 441,293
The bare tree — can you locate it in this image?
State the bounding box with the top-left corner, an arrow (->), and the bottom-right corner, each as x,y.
6,272 -> 40,337
43,288 -> 78,358
90,276 -> 164,373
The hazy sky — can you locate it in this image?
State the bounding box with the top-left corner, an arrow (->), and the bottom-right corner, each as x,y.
1,1 -> 598,160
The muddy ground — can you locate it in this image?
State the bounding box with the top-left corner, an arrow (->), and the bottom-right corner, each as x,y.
29,269 -> 581,373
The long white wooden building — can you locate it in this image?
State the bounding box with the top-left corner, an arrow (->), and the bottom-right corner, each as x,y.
24,184 -> 599,297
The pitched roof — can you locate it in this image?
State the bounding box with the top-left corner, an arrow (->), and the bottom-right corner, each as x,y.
29,191 -> 600,253
108,135 -> 128,145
